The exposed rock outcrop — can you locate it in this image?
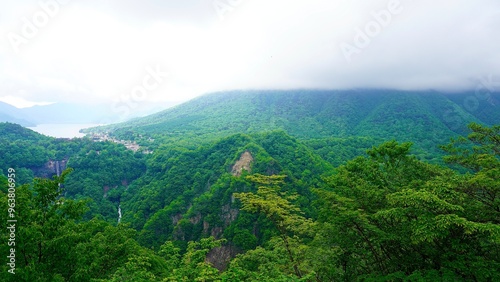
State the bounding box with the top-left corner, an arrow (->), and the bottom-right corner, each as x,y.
231,151 -> 253,176
32,159 -> 68,178
206,244 -> 239,271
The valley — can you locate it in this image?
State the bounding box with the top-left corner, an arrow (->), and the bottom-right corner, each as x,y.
0,90 -> 499,281
2,1 -> 498,280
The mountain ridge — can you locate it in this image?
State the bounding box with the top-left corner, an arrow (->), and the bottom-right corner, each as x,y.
86,89 -> 500,160
94,89 -> 497,133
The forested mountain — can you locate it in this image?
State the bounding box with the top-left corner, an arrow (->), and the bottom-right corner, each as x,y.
88,89 -> 499,162
122,131 -> 334,251
0,89 -> 499,281
0,123 -> 146,221
94,90 -> 490,137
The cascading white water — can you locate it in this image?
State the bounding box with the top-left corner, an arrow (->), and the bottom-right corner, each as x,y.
118,205 -> 122,223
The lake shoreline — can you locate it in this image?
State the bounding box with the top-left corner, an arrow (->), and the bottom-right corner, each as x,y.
27,123 -> 106,139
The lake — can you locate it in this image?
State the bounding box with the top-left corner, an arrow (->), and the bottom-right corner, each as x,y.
28,124 -> 104,138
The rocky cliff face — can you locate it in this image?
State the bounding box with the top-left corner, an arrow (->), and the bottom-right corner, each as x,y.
206,244 -> 239,271
231,151 -> 253,176
32,159 -> 68,178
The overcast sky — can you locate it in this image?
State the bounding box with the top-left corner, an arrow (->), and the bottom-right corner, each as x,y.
0,0 -> 499,108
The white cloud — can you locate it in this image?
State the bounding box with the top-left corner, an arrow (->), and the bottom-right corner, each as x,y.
0,0 -> 499,110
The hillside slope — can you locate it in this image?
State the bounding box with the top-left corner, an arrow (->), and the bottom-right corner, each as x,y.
88,89 -> 500,160
119,131 -> 334,250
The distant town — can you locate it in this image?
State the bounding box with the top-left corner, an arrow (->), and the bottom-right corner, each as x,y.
89,132 -> 153,154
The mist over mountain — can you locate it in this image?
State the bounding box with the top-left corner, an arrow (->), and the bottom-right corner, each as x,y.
0,100 -> 180,127
0,102 -> 36,126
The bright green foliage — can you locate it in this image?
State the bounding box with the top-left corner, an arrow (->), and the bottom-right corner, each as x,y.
89,90 -> 498,161
64,140 -> 146,221
441,122 -> 500,170
1,116 -> 500,281
163,237 -> 223,282
0,169 -> 90,281
0,170 -> 167,281
105,254 -> 162,281
235,174 -> 314,236
124,131 -> 332,250
235,174 -> 315,279
222,238 -> 315,282
305,136 -> 381,167
441,123 -> 500,223
312,137 -> 500,281
158,241 -> 181,273
0,123 -> 53,184
0,123 -> 146,221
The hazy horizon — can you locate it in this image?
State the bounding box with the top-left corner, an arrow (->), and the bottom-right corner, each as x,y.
1,1 -> 499,115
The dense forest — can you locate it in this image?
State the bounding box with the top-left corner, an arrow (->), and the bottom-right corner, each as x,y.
87,90 -> 500,162
0,91 -> 499,281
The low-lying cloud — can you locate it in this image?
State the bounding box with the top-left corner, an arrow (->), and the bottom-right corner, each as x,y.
0,0 -> 499,108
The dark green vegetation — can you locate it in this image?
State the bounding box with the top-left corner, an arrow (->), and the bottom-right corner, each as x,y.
0,90 -> 499,281
0,123 -> 146,222
124,131 -> 333,250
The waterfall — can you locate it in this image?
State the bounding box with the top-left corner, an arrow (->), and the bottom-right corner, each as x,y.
118,205 -> 122,223
55,160 -> 61,176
